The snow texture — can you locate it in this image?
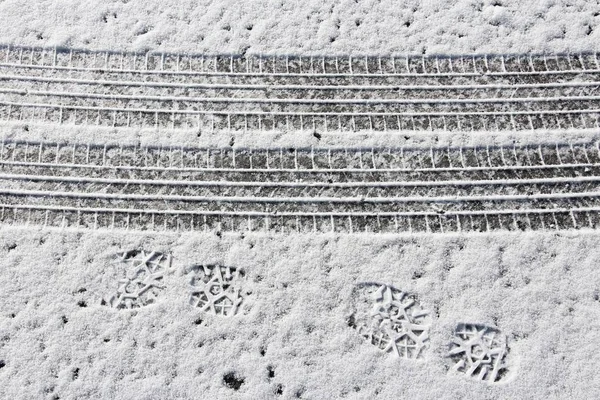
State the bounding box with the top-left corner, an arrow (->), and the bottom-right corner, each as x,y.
1,0 -> 600,399
1,228 -> 600,399
0,0 -> 599,56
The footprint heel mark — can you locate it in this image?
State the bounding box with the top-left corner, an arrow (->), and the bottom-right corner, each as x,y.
105,250 -> 172,309
351,283 -> 431,360
188,264 -> 246,317
448,323 -> 511,383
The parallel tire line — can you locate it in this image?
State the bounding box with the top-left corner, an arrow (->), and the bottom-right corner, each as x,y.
0,49 -> 600,76
1,50 -> 600,131
1,203 -> 597,233
2,73 -> 600,91
6,87 -> 600,106
2,172 -> 600,188
3,142 -> 599,231
5,100 -> 600,117
1,142 -> 598,173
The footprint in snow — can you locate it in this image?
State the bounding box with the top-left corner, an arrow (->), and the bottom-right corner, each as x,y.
448,322 -> 512,384
349,283 -> 431,360
187,264 -> 246,317
103,250 -> 172,309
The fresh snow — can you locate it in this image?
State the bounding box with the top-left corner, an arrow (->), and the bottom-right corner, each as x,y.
0,0 -> 599,56
1,1 -> 600,399
1,229 -> 600,398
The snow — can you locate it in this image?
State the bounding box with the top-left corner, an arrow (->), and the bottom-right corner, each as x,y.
1,228 -> 600,399
0,0 -> 599,56
1,0 -> 600,398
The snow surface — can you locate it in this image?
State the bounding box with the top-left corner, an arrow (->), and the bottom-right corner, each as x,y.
0,0 -> 599,56
1,228 -> 600,399
2,0 -> 600,399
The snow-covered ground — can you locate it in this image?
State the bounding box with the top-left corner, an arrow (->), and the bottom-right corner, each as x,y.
1,1 -> 600,399
1,0 -> 599,56
1,228 -> 600,399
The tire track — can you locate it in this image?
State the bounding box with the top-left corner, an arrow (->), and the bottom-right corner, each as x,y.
2,46 -> 600,131
2,140 -> 600,232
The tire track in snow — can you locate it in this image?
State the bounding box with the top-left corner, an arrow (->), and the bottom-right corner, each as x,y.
2,46 -> 600,131
1,140 -> 600,233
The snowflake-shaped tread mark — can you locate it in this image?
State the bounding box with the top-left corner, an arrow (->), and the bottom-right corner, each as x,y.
353,284 -> 431,360
189,265 -> 245,317
106,250 -> 172,309
448,323 -> 510,383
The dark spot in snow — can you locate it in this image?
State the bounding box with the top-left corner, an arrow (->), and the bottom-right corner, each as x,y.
355,19 -> 362,27
0,360 -> 5,369
313,131 -> 322,140
72,368 -> 79,380
77,300 -> 87,308
222,24 -> 231,31
23,125 -> 29,132
259,346 -> 266,356
61,316 -> 68,324
288,148 -> 295,153
100,299 -> 107,306
194,318 -> 203,325
123,250 -> 140,259
404,135 -> 410,140
404,21 -> 411,27
7,243 -> 16,251
77,288 -> 87,293
245,24 -> 253,31
103,338 -> 110,343
354,386 -> 361,392
275,384 -> 283,395
9,313 -> 15,318
229,137 -> 235,147
267,365 -> 275,379
36,33 -> 44,40
223,372 -> 244,390
412,270 -> 424,279
586,25 -> 593,36
347,314 -> 356,329
197,367 -> 204,374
